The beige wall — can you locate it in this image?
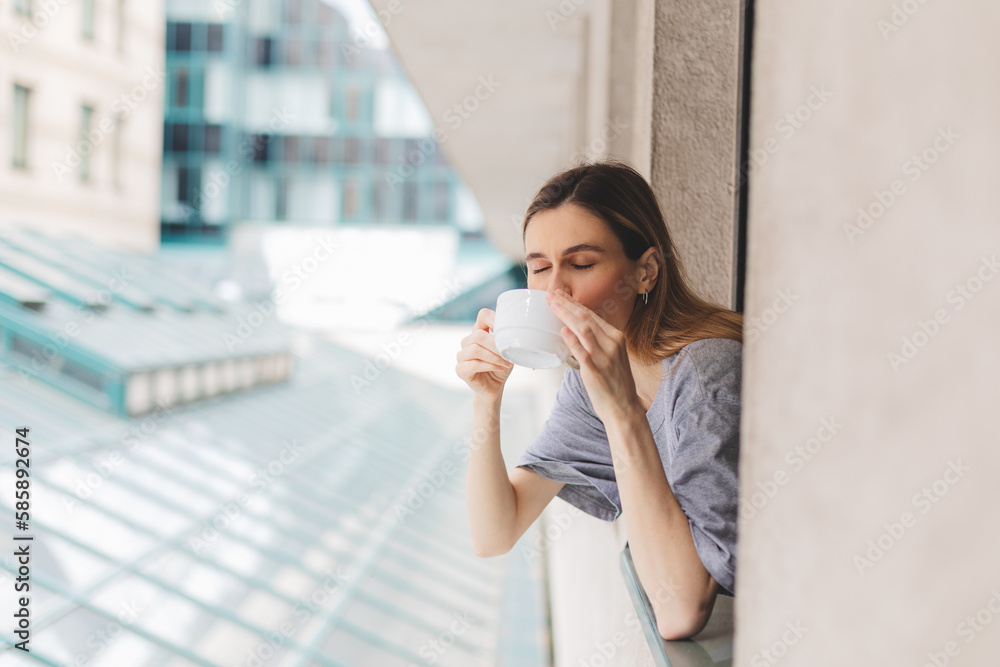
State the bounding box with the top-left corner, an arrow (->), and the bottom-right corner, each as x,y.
736,1 -> 1000,664
0,0 -> 164,252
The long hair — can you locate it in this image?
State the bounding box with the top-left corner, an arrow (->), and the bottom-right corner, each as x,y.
521,158 -> 743,375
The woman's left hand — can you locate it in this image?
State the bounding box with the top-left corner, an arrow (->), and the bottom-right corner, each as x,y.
546,289 -> 643,425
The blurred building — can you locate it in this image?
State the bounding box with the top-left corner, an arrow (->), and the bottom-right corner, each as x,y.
161,0 -> 482,244
0,0 -> 165,252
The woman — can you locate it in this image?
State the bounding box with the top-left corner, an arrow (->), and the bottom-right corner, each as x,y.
455,159 -> 743,640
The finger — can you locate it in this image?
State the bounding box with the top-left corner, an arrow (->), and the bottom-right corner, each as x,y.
475,307 -> 496,332
558,325 -> 593,368
548,291 -> 619,338
547,293 -> 624,360
458,340 -> 513,368
457,358 -> 511,378
548,298 -> 605,356
469,328 -> 507,360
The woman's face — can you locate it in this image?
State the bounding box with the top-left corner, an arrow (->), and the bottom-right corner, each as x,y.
524,203 -> 642,332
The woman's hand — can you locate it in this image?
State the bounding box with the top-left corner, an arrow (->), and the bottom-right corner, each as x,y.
456,308 -> 516,398
546,289 -> 643,424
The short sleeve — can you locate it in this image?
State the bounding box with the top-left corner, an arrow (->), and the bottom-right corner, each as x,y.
513,368 -> 621,521
667,348 -> 741,596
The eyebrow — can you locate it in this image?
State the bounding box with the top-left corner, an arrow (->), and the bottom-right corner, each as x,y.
525,244 -> 606,262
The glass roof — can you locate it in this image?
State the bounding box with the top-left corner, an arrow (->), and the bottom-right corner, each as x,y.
0,336 -> 550,665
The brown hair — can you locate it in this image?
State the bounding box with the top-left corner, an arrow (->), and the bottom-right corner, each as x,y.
521,158 -> 743,374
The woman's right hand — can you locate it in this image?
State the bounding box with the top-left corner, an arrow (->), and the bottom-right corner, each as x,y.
456,308 -> 515,397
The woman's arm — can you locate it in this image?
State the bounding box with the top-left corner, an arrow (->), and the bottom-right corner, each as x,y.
605,406 -> 720,640
543,289 -> 721,640
466,392 -> 565,557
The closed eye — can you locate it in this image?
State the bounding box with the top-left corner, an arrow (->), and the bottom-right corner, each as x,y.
530,264 -> 595,275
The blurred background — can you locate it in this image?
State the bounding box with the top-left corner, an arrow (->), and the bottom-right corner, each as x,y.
2,0 -> 1000,666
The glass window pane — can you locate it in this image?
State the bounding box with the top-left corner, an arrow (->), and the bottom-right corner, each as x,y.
343,137 -> 358,164
343,179 -> 357,219
171,123 -> 188,152
403,180 -> 418,221
12,84 -> 30,168
207,23 -> 224,52
82,0 -> 95,40
116,0 -> 125,53
79,105 -> 94,181
204,124 -> 221,153
174,68 -> 188,108
283,135 -> 298,163
345,84 -> 359,121
174,22 -> 191,52
113,115 -> 123,189
433,181 -> 450,220
253,37 -> 272,66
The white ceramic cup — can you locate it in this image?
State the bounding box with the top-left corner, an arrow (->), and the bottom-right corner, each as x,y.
493,288 -> 570,369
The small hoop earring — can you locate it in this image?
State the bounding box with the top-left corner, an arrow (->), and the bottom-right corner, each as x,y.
642,291 -> 648,306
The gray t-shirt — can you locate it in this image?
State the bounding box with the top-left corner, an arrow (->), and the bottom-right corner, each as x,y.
514,337 -> 741,596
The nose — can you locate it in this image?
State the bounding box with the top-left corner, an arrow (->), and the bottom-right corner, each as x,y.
543,267 -> 572,298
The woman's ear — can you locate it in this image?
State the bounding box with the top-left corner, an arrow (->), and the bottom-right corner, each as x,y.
638,247 -> 660,293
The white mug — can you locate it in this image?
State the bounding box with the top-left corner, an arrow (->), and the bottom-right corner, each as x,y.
493,288 -> 570,369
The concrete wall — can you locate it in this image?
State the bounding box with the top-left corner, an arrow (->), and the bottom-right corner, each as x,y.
639,0 -> 742,309
0,0 -> 164,252
736,1 -> 1000,664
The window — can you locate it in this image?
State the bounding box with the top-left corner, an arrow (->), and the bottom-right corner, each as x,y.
116,0 -> 125,53
11,84 -> 30,169
285,0 -> 302,24
79,105 -> 94,182
374,138 -> 389,164
204,125 -> 221,153
317,40 -> 331,67
206,24 -> 224,52
343,137 -> 358,164
297,136 -> 313,162
372,180 -> 387,221
177,166 -> 200,210
283,136 -> 298,162
285,38 -> 301,66
174,22 -> 192,52
433,180 -> 450,220
174,69 -> 189,108
402,180 -> 418,221
314,137 -> 329,164
251,134 -> 269,163
253,38 -> 272,66
345,84 -> 359,122
275,178 -> 288,220
343,179 -> 357,220
112,116 -> 124,190
171,123 -> 188,152
82,0 -> 95,41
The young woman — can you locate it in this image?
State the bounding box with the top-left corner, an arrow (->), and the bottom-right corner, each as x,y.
454,159 -> 743,640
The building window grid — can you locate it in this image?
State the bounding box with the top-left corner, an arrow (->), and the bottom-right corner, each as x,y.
162,13 -> 464,237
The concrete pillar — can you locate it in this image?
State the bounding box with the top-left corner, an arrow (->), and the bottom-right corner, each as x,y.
737,1 -> 1000,664
635,0 -> 743,309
